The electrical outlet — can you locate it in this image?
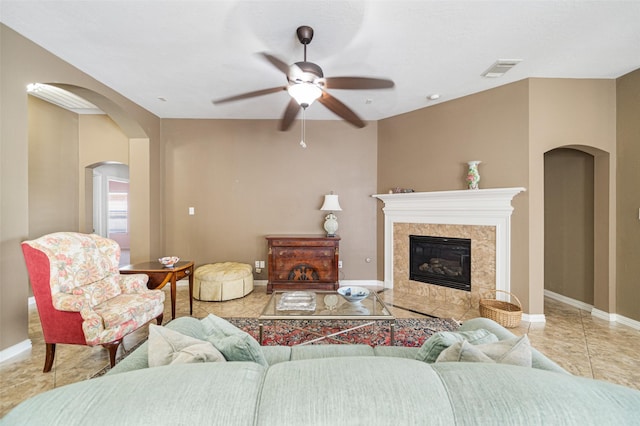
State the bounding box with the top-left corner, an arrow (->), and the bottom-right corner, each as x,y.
259,260 -> 265,268
255,261 -> 260,268
338,261 -> 343,268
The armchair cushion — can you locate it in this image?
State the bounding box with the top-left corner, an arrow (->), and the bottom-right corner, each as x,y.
71,275 -> 122,308
119,274 -> 151,293
83,291 -> 165,345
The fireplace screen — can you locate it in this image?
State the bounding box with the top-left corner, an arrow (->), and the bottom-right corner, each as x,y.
409,235 -> 471,291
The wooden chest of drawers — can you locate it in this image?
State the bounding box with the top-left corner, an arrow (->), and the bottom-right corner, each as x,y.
266,235 -> 340,293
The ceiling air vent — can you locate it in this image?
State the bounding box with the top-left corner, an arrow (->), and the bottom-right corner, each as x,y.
481,59 -> 522,78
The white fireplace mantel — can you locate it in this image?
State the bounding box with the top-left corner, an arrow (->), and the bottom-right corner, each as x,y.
373,187 -> 526,293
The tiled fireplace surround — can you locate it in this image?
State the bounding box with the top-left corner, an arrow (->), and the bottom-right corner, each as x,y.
374,188 -> 525,309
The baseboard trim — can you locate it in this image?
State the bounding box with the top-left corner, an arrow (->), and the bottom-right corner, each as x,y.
522,313 -> 546,323
339,280 -> 384,288
0,339 -> 32,364
613,313 -> 640,330
1,297 -> 37,363
250,279 -> 383,288
544,289 -> 594,311
591,308 -> 616,322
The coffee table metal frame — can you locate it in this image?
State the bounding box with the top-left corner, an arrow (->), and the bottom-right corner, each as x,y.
258,290 -> 395,346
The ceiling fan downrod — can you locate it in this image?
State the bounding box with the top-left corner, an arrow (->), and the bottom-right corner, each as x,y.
296,26 -> 314,62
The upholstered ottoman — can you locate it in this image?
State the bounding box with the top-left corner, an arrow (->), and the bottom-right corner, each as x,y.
193,262 -> 254,302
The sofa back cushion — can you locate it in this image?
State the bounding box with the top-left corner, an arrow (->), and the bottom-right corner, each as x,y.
258,357 -> 456,425
431,362 -> 640,424
26,232 -> 122,309
4,362 -> 265,425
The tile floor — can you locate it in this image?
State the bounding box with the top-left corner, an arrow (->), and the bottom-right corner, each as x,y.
1,283 -> 639,417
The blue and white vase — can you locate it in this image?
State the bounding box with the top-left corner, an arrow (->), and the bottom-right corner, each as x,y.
466,161 -> 481,190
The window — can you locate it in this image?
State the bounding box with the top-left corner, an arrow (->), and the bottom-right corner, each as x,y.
107,179 -> 129,234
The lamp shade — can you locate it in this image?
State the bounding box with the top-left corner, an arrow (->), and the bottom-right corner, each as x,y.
288,83 -> 322,107
320,194 -> 342,211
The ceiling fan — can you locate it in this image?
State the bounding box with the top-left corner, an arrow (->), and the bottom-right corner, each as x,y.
212,25 -> 395,131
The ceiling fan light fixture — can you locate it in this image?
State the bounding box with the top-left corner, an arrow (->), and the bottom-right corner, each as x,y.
288,83 -> 322,108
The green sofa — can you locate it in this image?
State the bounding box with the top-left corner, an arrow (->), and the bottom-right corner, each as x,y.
3,317 -> 640,425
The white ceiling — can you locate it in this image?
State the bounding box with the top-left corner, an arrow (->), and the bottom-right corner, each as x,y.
2,1 -> 640,123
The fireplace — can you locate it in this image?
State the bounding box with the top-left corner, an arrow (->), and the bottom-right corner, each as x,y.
374,188 -> 524,304
409,235 -> 471,291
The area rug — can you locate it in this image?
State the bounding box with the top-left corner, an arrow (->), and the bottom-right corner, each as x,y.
227,317 -> 460,347
92,316 -> 459,378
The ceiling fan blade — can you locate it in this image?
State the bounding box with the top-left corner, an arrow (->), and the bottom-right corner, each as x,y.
261,52 -> 291,75
212,86 -> 287,104
324,77 -> 395,90
279,98 -> 301,131
318,92 -> 365,128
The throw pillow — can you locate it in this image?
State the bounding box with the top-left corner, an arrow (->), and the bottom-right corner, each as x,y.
200,314 -> 268,367
436,340 -> 495,363
415,329 -> 499,363
148,324 -> 226,367
435,334 -> 532,367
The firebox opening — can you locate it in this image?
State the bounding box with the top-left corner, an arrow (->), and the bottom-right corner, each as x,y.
409,235 -> 471,291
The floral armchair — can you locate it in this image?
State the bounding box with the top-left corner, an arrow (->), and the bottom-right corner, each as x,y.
21,232 -> 165,372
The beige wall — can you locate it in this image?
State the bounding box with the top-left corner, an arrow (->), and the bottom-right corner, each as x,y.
1,24 -> 161,353
27,97 -> 80,238
161,119 -> 379,280
544,148 -> 594,303
616,68 -> 640,320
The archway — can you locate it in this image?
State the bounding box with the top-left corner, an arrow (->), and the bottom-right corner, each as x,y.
544,148 -> 594,305
543,145 -> 613,317
49,84 -> 153,263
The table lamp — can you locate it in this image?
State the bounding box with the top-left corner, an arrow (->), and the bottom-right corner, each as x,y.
320,193 -> 342,237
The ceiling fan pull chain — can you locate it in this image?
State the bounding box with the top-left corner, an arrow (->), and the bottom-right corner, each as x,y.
300,108 -> 307,148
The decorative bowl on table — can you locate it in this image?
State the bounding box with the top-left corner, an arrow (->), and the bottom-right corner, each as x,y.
337,286 -> 370,303
158,256 -> 180,268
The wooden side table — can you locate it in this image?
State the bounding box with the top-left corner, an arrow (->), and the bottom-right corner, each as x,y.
120,260 -> 194,320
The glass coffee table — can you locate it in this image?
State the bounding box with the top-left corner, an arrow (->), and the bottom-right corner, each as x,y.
258,290 -> 395,346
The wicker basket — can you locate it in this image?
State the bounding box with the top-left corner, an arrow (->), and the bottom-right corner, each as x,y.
479,289 -> 522,328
